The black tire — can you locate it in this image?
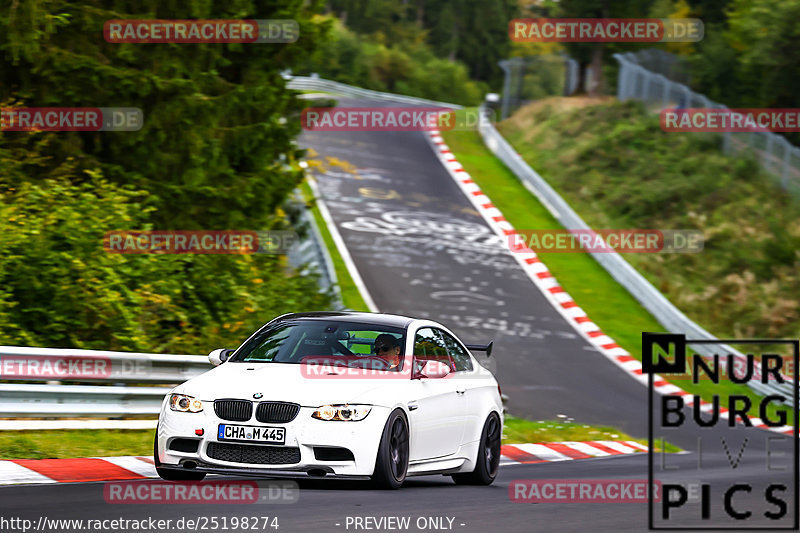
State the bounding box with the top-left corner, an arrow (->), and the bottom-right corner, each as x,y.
452,412 -> 501,486
154,430 -> 206,482
370,409 -> 409,489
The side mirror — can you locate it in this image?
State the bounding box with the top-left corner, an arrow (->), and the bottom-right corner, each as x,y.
413,360 -> 451,380
209,348 -> 234,366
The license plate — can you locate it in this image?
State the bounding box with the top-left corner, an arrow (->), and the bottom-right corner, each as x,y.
218,424 -> 286,444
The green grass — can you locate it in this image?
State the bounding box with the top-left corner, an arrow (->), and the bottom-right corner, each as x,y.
503,416 -> 680,452
0,430 -> 154,459
441,107 -> 795,427
497,99 -> 800,344
300,178 -> 370,312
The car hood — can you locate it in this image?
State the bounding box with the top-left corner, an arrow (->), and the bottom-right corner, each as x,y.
176,362 -> 402,407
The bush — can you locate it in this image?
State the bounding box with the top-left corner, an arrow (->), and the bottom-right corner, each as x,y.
0,174 -> 330,353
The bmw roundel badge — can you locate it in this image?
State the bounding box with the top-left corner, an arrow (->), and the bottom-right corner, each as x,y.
253,393 -> 263,399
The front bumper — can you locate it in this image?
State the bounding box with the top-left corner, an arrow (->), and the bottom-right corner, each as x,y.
157,403 -> 390,477
155,463 -> 371,480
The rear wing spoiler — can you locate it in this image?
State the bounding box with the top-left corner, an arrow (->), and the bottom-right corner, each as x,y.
465,342 -> 493,357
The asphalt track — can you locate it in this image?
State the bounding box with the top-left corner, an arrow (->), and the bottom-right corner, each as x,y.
300,98 -> 649,437
3,97 -> 796,532
3,454 -> 794,532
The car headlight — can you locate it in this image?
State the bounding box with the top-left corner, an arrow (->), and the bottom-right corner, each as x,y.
312,404 -> 371,421
169,394 -> 204,413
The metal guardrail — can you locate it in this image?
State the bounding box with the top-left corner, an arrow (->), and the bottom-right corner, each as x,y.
0,346 -> 207,418
287,190 -> 342,308
0,346 -> 208,383
286,76 -> 462,109
476,106 -> 794,403
0,383 -> 173,417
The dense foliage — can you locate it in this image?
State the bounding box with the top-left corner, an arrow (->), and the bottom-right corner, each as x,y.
690,0 -> 800,144
302,19 -> 486,105
0,0 -> 333,352
324,0 -> 517,86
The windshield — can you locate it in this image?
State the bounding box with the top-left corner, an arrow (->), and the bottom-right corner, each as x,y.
230,320 -> 407,371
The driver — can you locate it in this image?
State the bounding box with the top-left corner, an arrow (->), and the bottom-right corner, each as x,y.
373,334 -> 401,370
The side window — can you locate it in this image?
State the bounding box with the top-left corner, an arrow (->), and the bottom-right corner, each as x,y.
413,327 -> 453,370
439,330 -> 473,372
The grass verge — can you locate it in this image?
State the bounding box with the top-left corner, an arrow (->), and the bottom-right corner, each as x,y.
0,429 -> 154,459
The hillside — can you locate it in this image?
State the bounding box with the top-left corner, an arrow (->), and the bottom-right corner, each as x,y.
499,98 -> 800,340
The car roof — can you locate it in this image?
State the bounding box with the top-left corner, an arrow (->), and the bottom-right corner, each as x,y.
273,311 -> 416,329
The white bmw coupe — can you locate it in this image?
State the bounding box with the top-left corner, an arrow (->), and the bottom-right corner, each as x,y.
155,311 -> 503,488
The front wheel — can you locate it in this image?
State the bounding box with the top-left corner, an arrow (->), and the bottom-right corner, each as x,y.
370,409 -> 409,489
154,431 -> 206,481
452,412 -> 501,486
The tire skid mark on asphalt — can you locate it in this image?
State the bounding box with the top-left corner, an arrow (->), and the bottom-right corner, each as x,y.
425,128 -> 795,438
0,443 -> 645,485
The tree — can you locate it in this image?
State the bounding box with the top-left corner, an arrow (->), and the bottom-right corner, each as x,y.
725,0 -> 800,110
328,0 -> 517,89
557,0 -> 651,96
0,0 -> 331,229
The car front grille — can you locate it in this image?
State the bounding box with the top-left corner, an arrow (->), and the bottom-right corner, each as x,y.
214,399 -> 253,422
255,402 -> 300,423
207,442 -> 301,465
